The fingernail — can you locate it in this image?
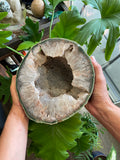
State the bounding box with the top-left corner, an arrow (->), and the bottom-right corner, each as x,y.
91,56 -> 96,62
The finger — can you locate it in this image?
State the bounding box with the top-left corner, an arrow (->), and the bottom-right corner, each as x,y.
10,75 -> 21,106
90,56 -> 106,83
10,75 -> 17,97
91,56 -> 103,75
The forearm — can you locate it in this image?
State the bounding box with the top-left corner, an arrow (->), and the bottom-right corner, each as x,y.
0,105 -> 29,160
94,102 -> 120,143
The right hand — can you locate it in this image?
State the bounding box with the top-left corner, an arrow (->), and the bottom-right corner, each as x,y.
85,56 -> 112,117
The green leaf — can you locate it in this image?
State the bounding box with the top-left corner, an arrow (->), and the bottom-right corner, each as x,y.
0,30 -> 12,38
71,134 -> 93,155
82,0 -> 101,10
51,7 -> 86,40
0,28 -> 12,48
105,26 -> 119,61
76,0 -> 120,60
0,13 -> 12,48
0,38 -> 11,48
75,19 -> 106,45
0,23 -> 10,29
0,12 -> 8,20
70,115 -> 98,155
0,70 -> 12,104
107,146 -> 116,160
17,41 -> 36,51
20,18 -> 44,42
28,113 -> 82,160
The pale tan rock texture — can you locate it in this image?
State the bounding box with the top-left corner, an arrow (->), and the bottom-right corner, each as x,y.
16,38 -> 95,124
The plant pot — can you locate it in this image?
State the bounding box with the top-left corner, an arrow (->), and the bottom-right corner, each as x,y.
91,151 -> 106,160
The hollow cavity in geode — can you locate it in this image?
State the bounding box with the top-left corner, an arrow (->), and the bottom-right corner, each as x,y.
16,38 -> 94,124
35,56 -> 81,99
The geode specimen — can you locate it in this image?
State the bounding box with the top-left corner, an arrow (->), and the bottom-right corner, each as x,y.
16,38 -> 95,124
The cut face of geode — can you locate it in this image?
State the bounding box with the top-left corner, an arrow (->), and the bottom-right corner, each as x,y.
16,38 -> 94,124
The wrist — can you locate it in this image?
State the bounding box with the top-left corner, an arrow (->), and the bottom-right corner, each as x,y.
93,101 -> 115,120
10,104 -> 29,124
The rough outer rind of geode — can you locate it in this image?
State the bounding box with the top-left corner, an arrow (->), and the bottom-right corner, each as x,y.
16,38 -> 95,124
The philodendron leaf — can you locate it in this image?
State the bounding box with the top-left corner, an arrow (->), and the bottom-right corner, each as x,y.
76,0 -> 120,60
17,41 -> 36,51
51,7 -> 86,40
28,113 -> 82,160
82,0 -> 100,9
0,70 -> 12,104
105,26 -> 119,61
20,17 -> 44,42
71,115 -> 98,155
107,146 -> 116,160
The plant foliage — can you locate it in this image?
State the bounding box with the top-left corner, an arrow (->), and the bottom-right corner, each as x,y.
0,69 -> 12,104
76,0 -> 120,60
20,17 -> 43,42
17,41 -> 36,51
17,17 -> 44,51
51,0 -> 120,60
28,113 -> 82,160
107,146 -> 116,160
71,113 -> 99,160
28,113 -> 100,160
51,7 -> 86,40
0,12 -> 12,48
75,150 -> 93,160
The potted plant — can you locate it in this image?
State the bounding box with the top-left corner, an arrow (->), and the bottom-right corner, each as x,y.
0,0 -> 120,159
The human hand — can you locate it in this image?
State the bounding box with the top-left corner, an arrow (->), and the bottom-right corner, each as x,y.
85,56 -> 112,118
10,76 -> 28,119
10,76 -> 22,108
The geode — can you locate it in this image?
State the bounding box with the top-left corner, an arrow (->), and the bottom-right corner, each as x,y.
16,38 -> 95,124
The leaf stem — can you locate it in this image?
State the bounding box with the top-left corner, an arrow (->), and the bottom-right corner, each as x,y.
6,45 -> 24,57
49,9 -> 55,38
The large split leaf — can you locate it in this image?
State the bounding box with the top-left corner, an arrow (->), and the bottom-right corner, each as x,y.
75,0 -> 120,60
28,113 -> 82,160
20,17 -> 43,42
0,70 -> 12,104
51,7 -> 86,40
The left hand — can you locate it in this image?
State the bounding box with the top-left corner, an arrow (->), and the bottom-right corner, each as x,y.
10,75 -> 28,119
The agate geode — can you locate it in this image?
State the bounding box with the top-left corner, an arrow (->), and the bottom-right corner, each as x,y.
16,38 -> 95,124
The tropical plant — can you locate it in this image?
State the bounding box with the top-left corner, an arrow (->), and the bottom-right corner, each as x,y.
51,0 -> 120,61
17,17 -> 44,51
0,0 -> 119,160
28,113 -> 100,160
17,0 -> 120,61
